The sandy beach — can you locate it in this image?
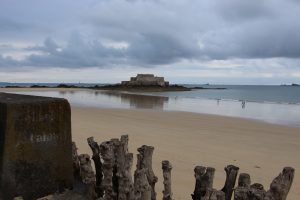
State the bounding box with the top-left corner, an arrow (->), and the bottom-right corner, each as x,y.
72,106 -> 300,200
1,88 -> 299,199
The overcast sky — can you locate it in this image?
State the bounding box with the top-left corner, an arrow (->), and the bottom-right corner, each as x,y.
0,0 -> 300,84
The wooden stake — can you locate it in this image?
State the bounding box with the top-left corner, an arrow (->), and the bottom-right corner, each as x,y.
221,165 -> 239,200
87,137 -> 104,197
137,145 -> 158,200
192,166 -> 215,200
162,160 -> 173,200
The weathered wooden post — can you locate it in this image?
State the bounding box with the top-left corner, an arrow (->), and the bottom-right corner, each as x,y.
234,167 -> 294,200
100,140 -> 116,199
134,168 -> 152,200
249,183 -> 265,200
78,154 -> 97,199
162,160 -> 173,200
238,173 -> 251,188
203,188 -> 225,200
234,173 -> 251,200
264,167 -> 295,200
114,135 -> 134,200
137,145 -> 158,200
235,174 -> 266,200
192,166 -> 215,200
87,137 -> 104,197
0,93 -> 73,200
72,142 -> 81,180
110,138 -> 120,197
221,165 -> 239,200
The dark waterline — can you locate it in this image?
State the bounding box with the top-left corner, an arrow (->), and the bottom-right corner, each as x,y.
5,90 -> 300,127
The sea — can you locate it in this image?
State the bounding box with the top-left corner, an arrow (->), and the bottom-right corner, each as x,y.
1,83 -> 300,127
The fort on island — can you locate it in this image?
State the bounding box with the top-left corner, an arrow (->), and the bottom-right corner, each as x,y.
98,73 -> 225,91
98,73 -> 190,91
121,74 -> 169,87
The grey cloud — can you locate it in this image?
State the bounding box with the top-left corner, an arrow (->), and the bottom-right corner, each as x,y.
0,44 -> 17,53
26,37 -> 60,54
0,0 -> 300,69
0,32 -> 197,68
0,17 -> 29,32
0,55 -> 20,67
22,33 -> 126,68
215,0 -> 273,22
85,0 -> 300,62
199,15 -> 300,60
127,33 -> 199,65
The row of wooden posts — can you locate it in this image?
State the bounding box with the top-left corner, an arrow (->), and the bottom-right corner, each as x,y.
72,135 -> 294,200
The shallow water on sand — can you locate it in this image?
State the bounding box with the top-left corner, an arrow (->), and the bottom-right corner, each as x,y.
149,85 -> 300,104
6,90 -> 300,127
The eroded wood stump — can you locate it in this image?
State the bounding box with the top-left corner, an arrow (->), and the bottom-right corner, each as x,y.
234,173 -> 251,200
249,183 -> 265,200
114,135 -> 135,200
72,142 -> 81,181
87,137 -> 104,197
192,166 -> 215,200
234,167 -> 294,200
134,168 -> 152,200
137,145 -> 158,200
221,165 -> 239,200
238,173 -> 251,188
234,173 -> 266,200
203,188 -> 225,200
78,154 -> 97,199
162,160 -> 173,200
100,141 -> 115,200
77,136 -> 295,200
264,167 -> 295,200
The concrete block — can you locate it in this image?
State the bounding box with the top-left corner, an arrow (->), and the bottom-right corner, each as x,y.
0,93 -> 73,200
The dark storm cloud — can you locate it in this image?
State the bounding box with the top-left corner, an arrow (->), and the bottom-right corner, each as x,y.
0,0 -> 300,68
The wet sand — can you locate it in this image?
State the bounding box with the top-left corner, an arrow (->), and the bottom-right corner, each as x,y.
2,87 -> 300,127
72,107 -> 300,200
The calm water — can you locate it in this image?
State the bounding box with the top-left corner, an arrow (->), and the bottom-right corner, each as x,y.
148,85 -> 300,104
6,89 -> 300,127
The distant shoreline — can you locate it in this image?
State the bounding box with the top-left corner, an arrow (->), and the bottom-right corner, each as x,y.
280,83 -> 300,87
2,83 -> 227,92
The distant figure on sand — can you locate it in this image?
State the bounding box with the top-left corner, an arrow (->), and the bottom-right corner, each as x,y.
241,100 -> 246,109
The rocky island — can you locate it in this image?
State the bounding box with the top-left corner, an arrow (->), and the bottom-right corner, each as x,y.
1,74 -> 226,91
97,74 -> 191,92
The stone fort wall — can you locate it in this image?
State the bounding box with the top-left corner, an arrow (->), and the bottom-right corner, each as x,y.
122,74 -> 169,87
